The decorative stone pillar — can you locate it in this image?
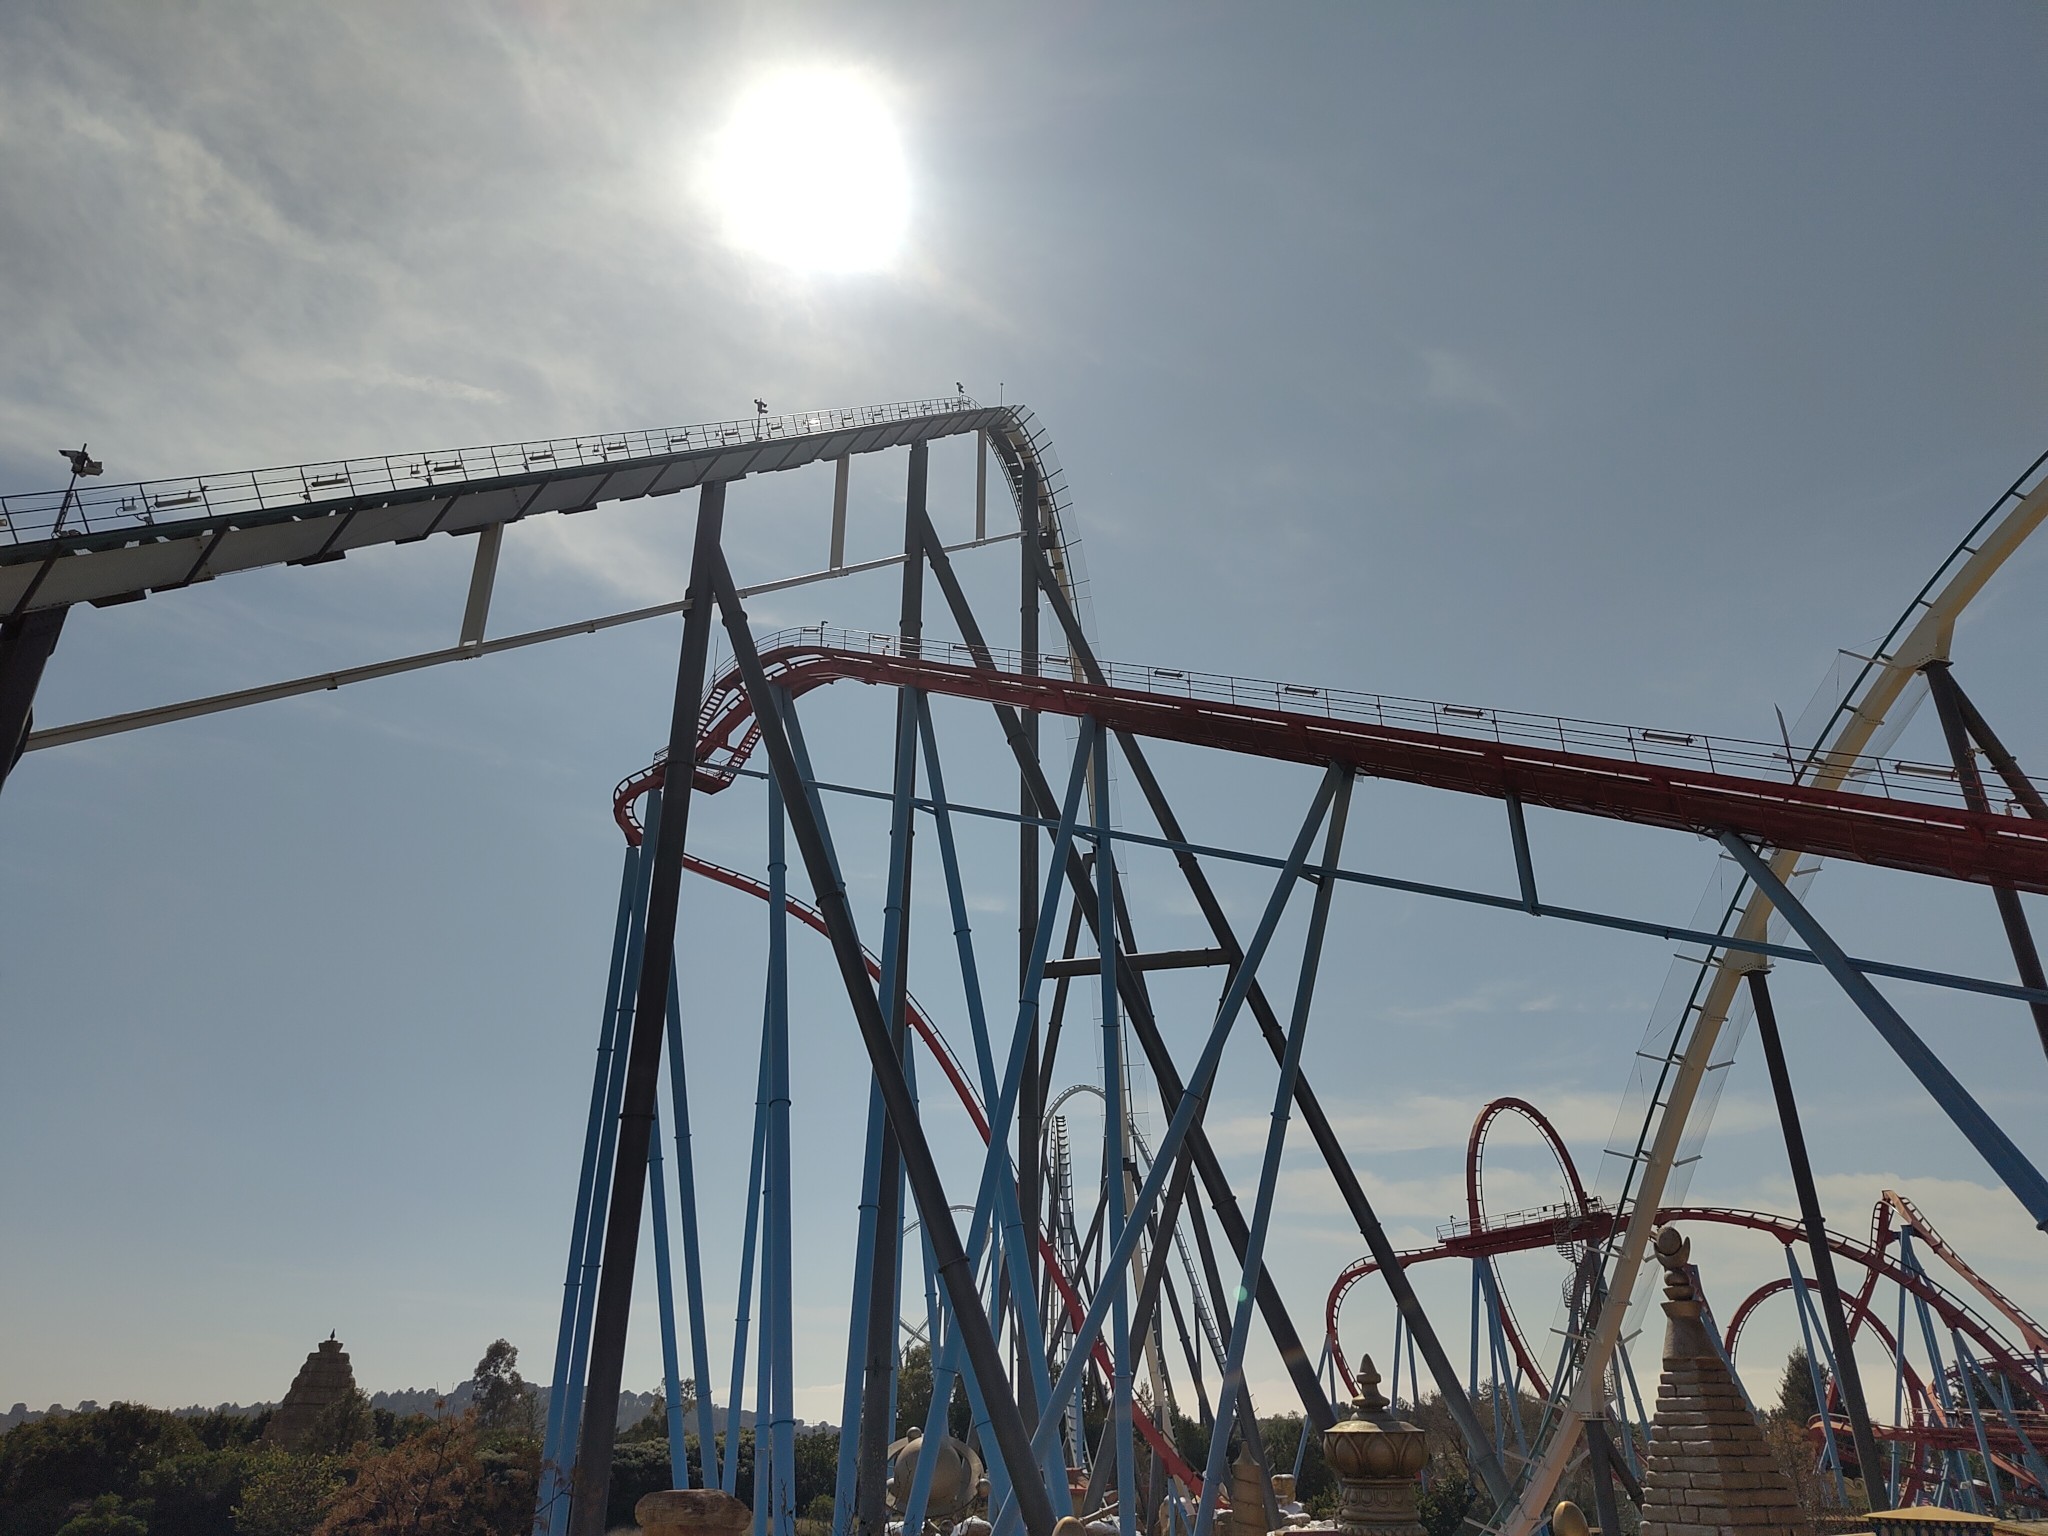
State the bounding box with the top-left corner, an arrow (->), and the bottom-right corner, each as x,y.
1318,1359 -> 1428,1536
262,1335 -> 360,1449
1638,1226 -> 1808,1536
1232,1442 -> 1271,1536
636,1488 -> 752,1536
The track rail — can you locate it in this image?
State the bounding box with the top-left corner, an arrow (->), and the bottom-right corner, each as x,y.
615,628 -> 2048,894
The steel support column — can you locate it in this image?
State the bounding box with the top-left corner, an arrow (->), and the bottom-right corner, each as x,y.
1014,765 -> 1343,1486
1095,740 -> 1138,1536
1195,770 -> 1353,1536
916,521 -> 1341,1439
1923,660 -> 2048,1061
859,443 -> 930,1536
0,605 -> 65,792
568,481 -> 727,1536
1018,458 -> 1045,1329
765,747 -> 798,1536
706,548 -> 1060,1536
1718,833 -> 2048,1230
1017,536 -> 1512,1502
1745,968 -> 1888,1504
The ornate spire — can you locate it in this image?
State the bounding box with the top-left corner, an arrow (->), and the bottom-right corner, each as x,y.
1639,1227 -> 1809,1536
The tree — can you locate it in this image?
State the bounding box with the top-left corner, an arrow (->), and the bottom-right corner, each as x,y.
0,1402 -> 202,1536
314,1415 -> 531,1536
1775,1348 -> 1820,1425
233,1452 -> 342,1536
893,1345 -> 969,1440
142,1445 -> 264,1536
303,1393 -> 374,1458
50,1495 -> 146,1536
469,1344 -> 538,1440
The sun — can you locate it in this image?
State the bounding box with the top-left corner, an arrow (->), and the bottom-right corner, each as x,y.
705,67 -> 910,274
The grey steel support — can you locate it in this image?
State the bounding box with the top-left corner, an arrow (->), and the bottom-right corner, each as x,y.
858,444 -> 929,1536
1017,534 -> 1515,1504
1584,1421 -> 1624,1535
569,482 -> 727,1536
1718,832 -> 2048,1229
459,523 -> 505,647
1506,793 -> 1539,914
914,521 -> 1336,1433
1017,457 -> 1045,1334
1744,968 -> 1888,1506
831,456 -> 850,570
1935,668 -> 2048,822
1923,660 -> 2048,1060
976,430 -> 989,542
0,605 -> 65,791
705,550 -> 1059,1536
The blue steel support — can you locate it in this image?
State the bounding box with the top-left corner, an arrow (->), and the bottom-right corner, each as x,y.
1468,1264 -> 1483,1425
1478,1262 -> 1529,1456
858,661 -> 923,1536
1390,1313 -> 1406,1409
907,725 -> 1099,1536
855,438 -> 930,1536
1096,739 -> 1137,1536
1900,1232 -> 1976,1510
1194,768 -> 1352,1536
723,1039 -> 773,1494
1950,1330 -> 2005,1508
556,797 -> 665,1522
1006,763 -> 1344,1499
914,695 -> 1000,1103
911,686 -> 1065,1508
765,750 -> 798,1536
536,842 -> 645,1536
1892,1266 -> 1909,1506
1718,833 -> 2048,1229
832,1090 -> 888,1536
752,1220 -> 774,1536
647,1111 -> 689,1482
1971,1345 -> 2048,1493
665,969 -> 722,1486
712,546 -> 1060,1536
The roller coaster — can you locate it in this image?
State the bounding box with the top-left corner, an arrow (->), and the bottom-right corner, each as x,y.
5,397 -> 2047,1536
1327,1099 -> 2048,1518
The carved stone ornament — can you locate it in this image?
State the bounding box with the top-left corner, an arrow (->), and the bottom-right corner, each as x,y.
1315,1358 -> 1427,1536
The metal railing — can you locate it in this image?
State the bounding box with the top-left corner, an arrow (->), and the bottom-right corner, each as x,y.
740,624 -> 2046,817
1435,1199 -> 1610,1245
0,394 -> 987,547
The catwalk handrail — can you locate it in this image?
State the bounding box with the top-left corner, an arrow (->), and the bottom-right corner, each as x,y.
611,625 -> 2048,892
0,395 -> 981,546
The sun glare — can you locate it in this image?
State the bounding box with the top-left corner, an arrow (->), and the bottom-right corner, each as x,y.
705,68 -> 910,274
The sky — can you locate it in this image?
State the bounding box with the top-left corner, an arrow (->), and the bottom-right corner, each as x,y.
3,0 -> 2047,1446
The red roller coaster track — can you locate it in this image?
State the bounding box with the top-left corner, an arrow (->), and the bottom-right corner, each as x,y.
617,630 -> 2048,894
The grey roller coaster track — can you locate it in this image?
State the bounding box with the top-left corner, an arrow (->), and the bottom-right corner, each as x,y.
0,396 -> 1021,617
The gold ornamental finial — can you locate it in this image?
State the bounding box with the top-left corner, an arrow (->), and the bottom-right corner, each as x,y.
1355,1355 -> 1389,1416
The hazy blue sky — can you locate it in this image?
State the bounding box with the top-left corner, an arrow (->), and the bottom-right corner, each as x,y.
3,3 -> 2045,1431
